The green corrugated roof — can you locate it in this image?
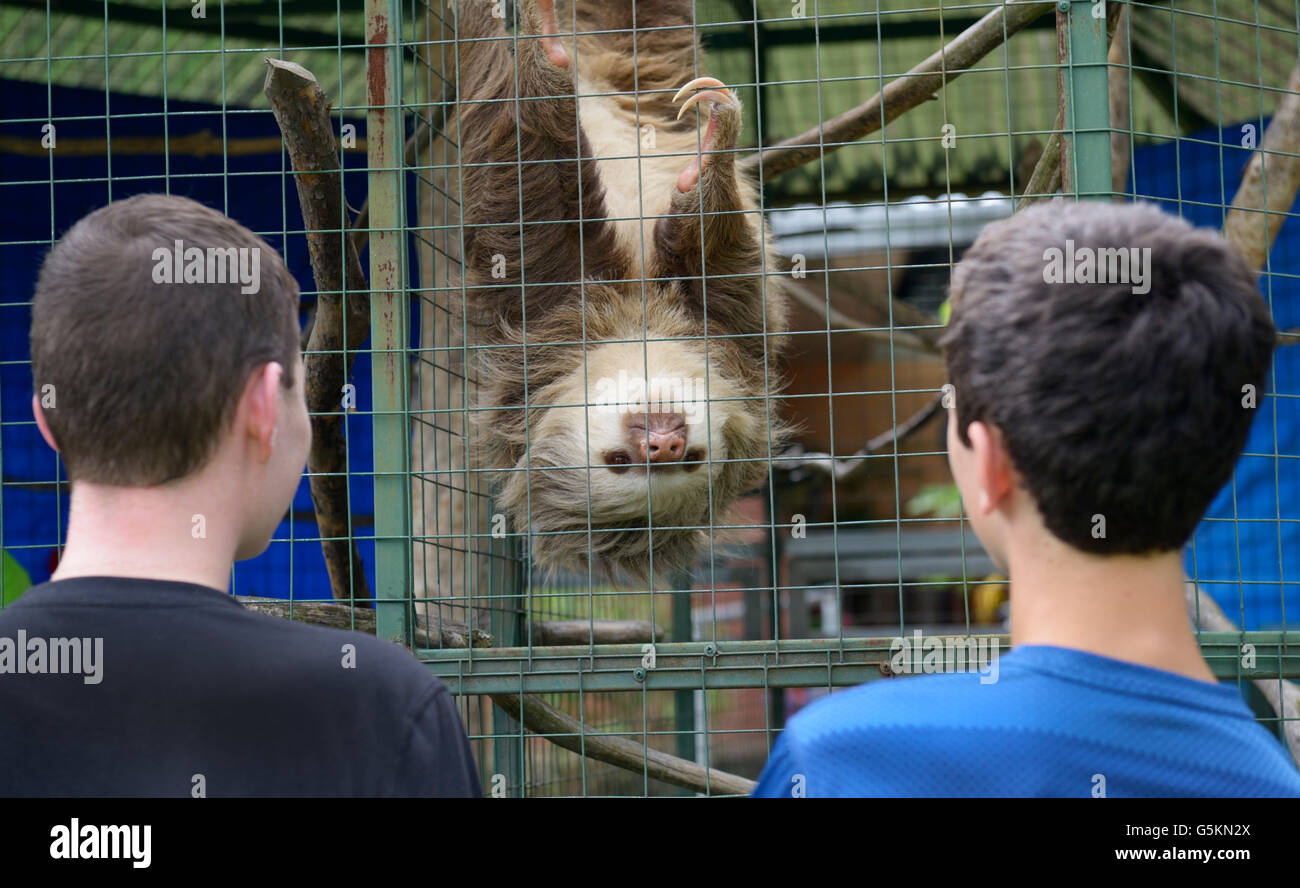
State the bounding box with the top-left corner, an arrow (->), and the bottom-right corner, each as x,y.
0,1 -> 373,112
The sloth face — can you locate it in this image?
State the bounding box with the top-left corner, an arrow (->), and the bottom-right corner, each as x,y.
489,336 -> 771,581
527,339 -> 752,520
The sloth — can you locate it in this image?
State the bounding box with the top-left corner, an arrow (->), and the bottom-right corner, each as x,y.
455,0 -> 791,583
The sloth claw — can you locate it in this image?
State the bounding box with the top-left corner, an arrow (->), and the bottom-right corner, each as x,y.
672,77 -> 738,192
673,76 -> 732,119
535,0 -> 569,68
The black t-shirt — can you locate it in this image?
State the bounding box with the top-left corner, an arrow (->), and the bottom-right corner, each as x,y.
0,576 -> 482,797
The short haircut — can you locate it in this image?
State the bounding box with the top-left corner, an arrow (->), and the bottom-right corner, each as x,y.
941,200 -> 1276,554
30,193 -> 301,485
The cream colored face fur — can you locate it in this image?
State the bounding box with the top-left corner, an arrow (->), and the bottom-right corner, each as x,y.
531,339 -> 752,520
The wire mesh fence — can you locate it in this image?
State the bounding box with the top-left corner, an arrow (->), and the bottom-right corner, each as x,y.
1,0 -> 1298,796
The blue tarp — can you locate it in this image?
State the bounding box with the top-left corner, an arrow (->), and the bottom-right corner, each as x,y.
0,79 -> 423,602
1126,125 -> 1300,629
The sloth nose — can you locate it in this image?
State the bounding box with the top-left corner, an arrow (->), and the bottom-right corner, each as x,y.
630,412 -> 688,463
641,428 -> 687,463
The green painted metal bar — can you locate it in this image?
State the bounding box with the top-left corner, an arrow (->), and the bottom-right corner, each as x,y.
766,478 -> 787,729
671,569 -> 695,767
366,0 -> 412,645
1060,0 -> 1112,199
419,633 -> 1300,695
490,538 -> 526,796
480,4 -> 528,797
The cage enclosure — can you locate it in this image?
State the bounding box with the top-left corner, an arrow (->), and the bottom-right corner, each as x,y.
1,0 -> 1298,795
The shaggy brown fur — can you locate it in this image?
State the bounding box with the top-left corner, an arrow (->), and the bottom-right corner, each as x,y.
454,0 -> 792,584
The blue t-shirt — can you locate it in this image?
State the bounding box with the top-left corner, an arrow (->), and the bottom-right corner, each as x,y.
752,645 -> 1300,797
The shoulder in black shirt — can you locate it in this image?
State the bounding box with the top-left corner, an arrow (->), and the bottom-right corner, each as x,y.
0,576 -> 482,798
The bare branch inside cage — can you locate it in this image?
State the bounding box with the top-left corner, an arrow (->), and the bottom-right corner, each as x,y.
265,58 -> 374,607
742,1 -> 1056,182
489,692 -> 757,796
1226,65 -> 1300,278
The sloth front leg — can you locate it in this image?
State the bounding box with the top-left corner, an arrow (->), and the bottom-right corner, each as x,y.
456,0 -> 579,150
531,0 -> 570,68
518,0 -> 575,102
662,76 -> 755,258
672,77 -> 740,194
455,0 -> 568,72
653,77 -> 767,340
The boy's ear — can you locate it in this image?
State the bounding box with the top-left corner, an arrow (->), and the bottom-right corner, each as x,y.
243,362 -> 285,463
32,393 -> 60,453
969,420 -> 1015,513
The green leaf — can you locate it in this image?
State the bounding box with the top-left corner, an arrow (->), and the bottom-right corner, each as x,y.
905,482 -> 963,519
2,550 -> 32,606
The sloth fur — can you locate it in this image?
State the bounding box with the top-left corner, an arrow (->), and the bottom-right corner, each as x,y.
454,0 -> 792,584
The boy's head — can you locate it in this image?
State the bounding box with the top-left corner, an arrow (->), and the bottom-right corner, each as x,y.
29,193 -> 310,559
941,200 -> 1275,567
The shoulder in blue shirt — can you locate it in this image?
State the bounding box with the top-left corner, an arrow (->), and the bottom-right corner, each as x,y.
752,645 -> 1300,797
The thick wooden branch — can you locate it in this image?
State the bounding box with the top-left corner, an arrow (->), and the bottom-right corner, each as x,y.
530,620 -> 663,645
265,58 -> 374,607
1225,65 -> 1300,275
1019,128 -> 1062,208
489,692 -> 756,796
741,1 -> 1056,181
237,595 -> 491,648
1184,583 -> 1300,768
237,597 -> 662,649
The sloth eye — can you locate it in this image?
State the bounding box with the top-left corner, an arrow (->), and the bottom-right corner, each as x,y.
604,451 -> 632,473
682,449 -> 705,472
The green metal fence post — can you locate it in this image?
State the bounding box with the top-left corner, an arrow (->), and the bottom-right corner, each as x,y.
672,567 -> 696,785
366,0 -> 412,644
490,535 -> 526,796
1059,0 -> 1112,199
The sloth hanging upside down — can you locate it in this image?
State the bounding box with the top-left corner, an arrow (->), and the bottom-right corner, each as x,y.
455,0 -> 792,584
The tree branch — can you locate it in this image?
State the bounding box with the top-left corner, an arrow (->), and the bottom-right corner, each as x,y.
265,58 -> 374,607
1225,65 -> 1300,276
1016,119 -> 1062,210
489,692 -> 756,796
529,620 -> 663,645
741,1 -> 1056,181
236,596 -> 661,648
237,594 -> 490,648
